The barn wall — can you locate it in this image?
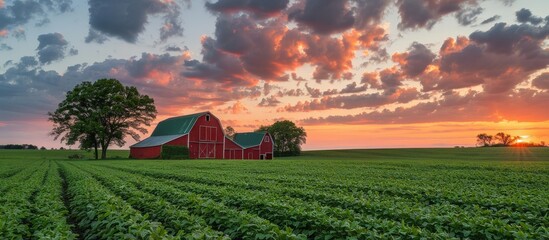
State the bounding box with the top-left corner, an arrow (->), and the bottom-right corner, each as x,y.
259,133 -> 274,156
224,137 -> 243,159
130,146 -> 161,159
243,147 -> 260,159
188,113 -> 225,159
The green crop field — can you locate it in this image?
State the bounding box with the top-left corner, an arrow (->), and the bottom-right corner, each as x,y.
0,148 -> 548,239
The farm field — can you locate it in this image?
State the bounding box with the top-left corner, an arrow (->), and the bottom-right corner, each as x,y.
0,148 -> 548,239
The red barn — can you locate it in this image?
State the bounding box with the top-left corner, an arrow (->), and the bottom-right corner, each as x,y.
130,112 -> 274,160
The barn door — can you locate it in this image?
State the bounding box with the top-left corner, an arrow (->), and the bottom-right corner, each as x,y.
199,143 -> 207,158
207,143 -> 215,158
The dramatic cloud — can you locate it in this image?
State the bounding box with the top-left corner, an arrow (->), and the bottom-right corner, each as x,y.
205,0 -> 289,17
469,22 -> 549,54
87,0 -> 183,43
516,8 -> 543,25
0,0 -> 43,34
281,88 -> 422,112
0,0 -> 73,36
36,32 -> 71,64
301,89 -> 549,125
405,20 -> 549,94
0,49 -> 269,122
396,0 -> 480,29
353,0 -> 390,29
392,42 -> 436,77
289,0 -> 355,34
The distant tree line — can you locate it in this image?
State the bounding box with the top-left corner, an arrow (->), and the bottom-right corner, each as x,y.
476,132 -> 546,147
0,144 -> 38,149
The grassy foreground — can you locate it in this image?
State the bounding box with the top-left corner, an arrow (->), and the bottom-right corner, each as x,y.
0,148 -> 548,239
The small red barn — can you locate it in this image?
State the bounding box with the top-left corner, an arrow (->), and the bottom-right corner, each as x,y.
228,132 -> 274,160
130,112 -> 274,160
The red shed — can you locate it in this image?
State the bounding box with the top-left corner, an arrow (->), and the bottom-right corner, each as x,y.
232,132 -> 274,160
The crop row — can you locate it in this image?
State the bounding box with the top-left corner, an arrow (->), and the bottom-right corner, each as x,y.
135,163 -> 548,220
90,164 -> 452,239
31,162 -> 77,239
97,163 -> 548,239
0,161 -> 47,238
74,163 -> 304,240
58,163 -> 175,239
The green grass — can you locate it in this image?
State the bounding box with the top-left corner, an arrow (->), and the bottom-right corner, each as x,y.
0,147 -> 548,239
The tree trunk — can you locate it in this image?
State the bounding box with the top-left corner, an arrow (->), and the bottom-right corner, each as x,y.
101,147 -> 107,159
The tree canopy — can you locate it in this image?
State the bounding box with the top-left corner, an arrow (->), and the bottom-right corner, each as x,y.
224,126 -> 236,140
257,120 -> 306,157
48,79 -> 156,159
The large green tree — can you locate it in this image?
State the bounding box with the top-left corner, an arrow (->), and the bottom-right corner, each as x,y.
257,120 -> 306,156
48,79 -> 156,159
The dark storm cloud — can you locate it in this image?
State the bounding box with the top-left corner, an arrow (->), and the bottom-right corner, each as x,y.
396,0 -> 480,30
379,68 -> 403,92
394,42 -> 436,77
456,7 -> 483,26
205,0 -> 289,16
0,0 -> 73,35
0,0 -> 44,32
87,0 -> 182,43
469,22 -> 549,55
532,73 -> 549,90
289,0 -> 355,34
480,15 -> 500,25
183,36 -> 257,88
353,0 -> 390,29
36,32 -> 70,64
516,8 -> 543,25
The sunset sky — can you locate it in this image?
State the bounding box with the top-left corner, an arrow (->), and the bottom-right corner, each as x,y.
1,0 -> 548,150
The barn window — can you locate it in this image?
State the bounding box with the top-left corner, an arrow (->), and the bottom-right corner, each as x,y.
265,136 -> 270,142
206,114 -> 210,121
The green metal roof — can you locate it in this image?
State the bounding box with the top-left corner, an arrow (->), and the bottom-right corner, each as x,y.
151,112 -> 207,136
130,134 -> 184,148
234,132 -> 266,148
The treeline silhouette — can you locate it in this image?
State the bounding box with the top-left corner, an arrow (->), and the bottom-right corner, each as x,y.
0,144 -> 38,149
476,132 -> 546,147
